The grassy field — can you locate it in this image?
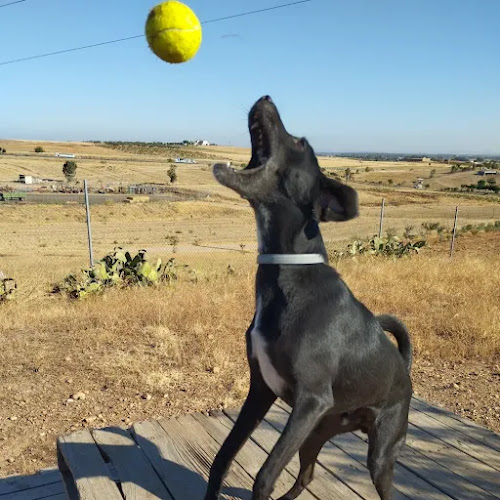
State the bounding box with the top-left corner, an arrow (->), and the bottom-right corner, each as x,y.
0,139 -> 499,477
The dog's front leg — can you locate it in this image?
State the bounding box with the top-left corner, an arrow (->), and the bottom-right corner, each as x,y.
204,364 -> 276,500
252,387 -> 333,500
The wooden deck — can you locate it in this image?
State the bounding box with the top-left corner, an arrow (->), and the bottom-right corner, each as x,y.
1,397 -> 499,500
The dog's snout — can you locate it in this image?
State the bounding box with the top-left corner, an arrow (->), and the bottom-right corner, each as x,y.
262,95 -> 273,103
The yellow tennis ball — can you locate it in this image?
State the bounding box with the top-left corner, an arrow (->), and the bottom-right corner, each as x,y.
145,1 -> 202,64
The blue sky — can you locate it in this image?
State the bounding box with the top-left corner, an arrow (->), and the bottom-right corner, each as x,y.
1,0 -> 499,154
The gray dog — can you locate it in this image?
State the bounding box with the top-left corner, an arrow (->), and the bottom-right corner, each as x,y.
204,96 -> 412,500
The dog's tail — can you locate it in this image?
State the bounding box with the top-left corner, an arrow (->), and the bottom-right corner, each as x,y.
377,314 -> 412,372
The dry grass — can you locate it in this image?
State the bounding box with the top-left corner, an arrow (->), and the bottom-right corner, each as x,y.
0,233 -> 499,476
339,251 -> 500,360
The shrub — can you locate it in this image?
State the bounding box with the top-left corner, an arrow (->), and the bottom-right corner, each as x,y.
62,160 -> 77,181
459,220 -> 500,236
422,222 -> 445,232
54,248 -> 178,299
404,224 -> 415,238
165,235 -> 179,252
0,275 -> 16,302
34,146 -> 45,153
388,179 -> 393,185
167,165 -> 178,183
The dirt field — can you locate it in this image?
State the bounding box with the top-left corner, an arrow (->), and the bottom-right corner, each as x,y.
1,139 -> 496,196
0,139 -> 499,478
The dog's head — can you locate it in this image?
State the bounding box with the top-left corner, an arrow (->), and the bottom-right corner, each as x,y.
213,96 -> 358,223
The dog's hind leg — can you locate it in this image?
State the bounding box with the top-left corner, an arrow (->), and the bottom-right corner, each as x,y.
204,366 -> 276,500
253,387 -> 333,500
367,400 -> 410,500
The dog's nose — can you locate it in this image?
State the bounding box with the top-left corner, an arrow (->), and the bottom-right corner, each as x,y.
262,95 -> 273,103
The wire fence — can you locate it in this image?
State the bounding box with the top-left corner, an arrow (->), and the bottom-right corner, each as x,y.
0,184 -> 499,287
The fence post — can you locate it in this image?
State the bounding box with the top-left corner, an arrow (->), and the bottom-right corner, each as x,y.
84,179 -> 94,267
450,206 -> 459,258
378,198 -> 385,238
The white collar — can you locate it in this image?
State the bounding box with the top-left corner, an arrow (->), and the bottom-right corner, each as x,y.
257,253 -> 326,265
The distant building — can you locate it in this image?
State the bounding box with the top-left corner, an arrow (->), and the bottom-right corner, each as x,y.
194,140 -> 210,147
19,174 -> 34,184
175,158 -> 196,164
55,153 -> 75,158
477,170 -> 498,176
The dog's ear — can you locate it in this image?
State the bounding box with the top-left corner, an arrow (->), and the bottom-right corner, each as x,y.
316,174 -> 359,222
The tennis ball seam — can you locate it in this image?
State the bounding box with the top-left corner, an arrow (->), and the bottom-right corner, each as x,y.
150,26 -> 200,41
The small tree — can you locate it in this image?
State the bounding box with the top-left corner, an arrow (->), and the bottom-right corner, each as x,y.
345,168 -> 351,181
477,179 -> 487,189
34,146 -> 45,153
167,165 -> 177,183
62,160 -> 77,181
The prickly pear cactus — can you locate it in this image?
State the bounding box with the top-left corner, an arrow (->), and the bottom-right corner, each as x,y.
55,247 -> 177,299
331,235 -> 426,261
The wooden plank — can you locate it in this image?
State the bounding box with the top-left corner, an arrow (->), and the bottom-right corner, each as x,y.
331,430 -> 453,500
159,414 -> 258,499
0,481 -> 65,500
411,397 -> 500,453
92,426 -> 172,500
352,429 -> 497,500
408,407 -> 500,472
192,412 -> 316,500
405,420 -> 500,496
132,418 -> 206,499
0,469 -> 61,496
272,400 -> 452,500
57,429 -> 123,500
133,415 -> 253,500
224,406 -> 364,500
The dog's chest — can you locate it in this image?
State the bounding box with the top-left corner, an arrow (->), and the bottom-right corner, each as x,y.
250,297 -> 287,397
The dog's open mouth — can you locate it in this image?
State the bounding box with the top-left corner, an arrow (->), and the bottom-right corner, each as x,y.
248,112 -> 271,169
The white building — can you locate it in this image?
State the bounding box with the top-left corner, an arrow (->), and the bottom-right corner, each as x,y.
19,174 -> 34,184
194,140 -> 210,147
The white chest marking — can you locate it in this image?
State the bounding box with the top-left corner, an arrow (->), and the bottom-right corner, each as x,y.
251,297 -> 287,397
